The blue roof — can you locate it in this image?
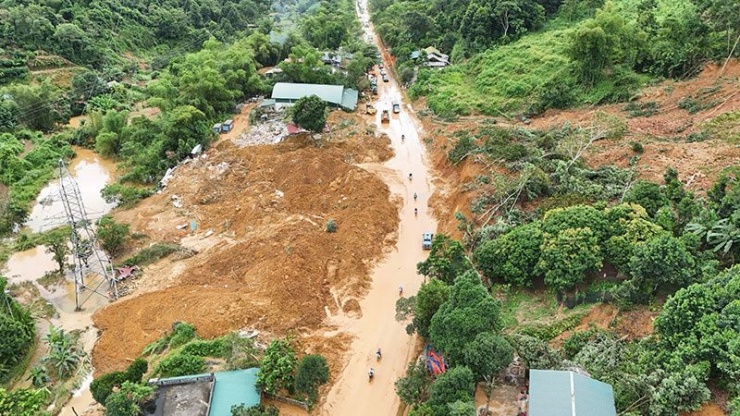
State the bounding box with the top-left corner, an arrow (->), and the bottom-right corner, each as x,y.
529,370 -> 616,416
208,369 -> 261,416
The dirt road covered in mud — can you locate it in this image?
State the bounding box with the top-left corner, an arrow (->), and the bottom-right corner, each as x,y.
92,128 -> 398,374
317,1 -> 438,414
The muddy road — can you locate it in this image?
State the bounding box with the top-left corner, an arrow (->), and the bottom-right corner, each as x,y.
318,2 -> 437,415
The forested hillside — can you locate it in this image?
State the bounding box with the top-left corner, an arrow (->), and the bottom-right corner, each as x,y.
370,0 -> 740,117
0,0 -> 272,70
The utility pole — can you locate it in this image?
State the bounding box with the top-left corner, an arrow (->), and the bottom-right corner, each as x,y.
58,159 -> 118,310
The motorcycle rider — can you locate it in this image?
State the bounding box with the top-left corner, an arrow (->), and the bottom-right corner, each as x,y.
369,367 -> 375,380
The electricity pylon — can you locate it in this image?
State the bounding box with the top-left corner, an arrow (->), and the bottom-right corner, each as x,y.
58,159 -> 118,310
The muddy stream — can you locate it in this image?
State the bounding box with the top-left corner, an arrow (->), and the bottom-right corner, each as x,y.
2,147 -> 116,415
318,3 -> 437,415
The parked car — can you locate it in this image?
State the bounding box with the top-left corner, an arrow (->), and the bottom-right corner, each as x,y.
422,233 -> 434,250
382,74 -> 389,82
392,102 -> 400,113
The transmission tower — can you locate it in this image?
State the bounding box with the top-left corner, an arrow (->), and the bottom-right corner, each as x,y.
58,159 -> 118,310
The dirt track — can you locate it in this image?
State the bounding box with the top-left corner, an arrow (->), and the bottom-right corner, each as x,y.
92,126 -> 397,374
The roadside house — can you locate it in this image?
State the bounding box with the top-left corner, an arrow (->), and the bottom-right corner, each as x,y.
271,82 -> 359,111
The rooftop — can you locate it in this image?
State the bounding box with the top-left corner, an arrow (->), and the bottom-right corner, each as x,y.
271,83 -> 358,110
529,370 -> 617,416
208,369 -> 261,416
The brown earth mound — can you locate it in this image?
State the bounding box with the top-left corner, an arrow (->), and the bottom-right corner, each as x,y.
92,127 -> 397,374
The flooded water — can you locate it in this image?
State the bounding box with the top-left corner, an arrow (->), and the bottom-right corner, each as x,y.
25,147 -> 117,233
2,146 -> 116,416
319,2 -> 438,415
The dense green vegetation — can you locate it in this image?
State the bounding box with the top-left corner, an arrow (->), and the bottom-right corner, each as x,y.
370,0 -> 740,117
0,277 -> 35,384
398,161 -> 739,414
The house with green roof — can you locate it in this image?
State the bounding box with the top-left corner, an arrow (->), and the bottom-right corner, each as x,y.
271,82 -> 359,111
528,369 -> 617,416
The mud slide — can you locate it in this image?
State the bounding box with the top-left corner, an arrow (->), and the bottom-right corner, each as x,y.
319,3 -> 437,415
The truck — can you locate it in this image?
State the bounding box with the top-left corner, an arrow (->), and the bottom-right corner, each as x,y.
381,109 -> 390,123
392,102 -> 400,113
366,103 -> 377,115
422,232 -> 434,250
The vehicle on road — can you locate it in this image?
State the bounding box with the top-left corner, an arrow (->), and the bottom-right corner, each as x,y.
422,232 -> 434,250
381,110 -> 390,123
366,103 -> 377,115
382,74 -> 389,82
392,102 -> 400,113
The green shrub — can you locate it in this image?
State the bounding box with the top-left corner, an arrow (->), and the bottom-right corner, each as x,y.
563,329 -> 598,358
91,371 -> 127,404
156,353 -> 205,377
517,311 -> 588,341
630,141 -> 644,153
101,184 -> 154,208
181,339 -> 229,358
124,358 -> 148,383
168,322 -> 197,348
623,101 -> 659,118
326,219 -> 337,233
121,243 -> 181,267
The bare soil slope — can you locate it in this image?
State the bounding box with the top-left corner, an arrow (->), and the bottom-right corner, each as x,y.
420,60 -> 740,235
92,125 -> 397,374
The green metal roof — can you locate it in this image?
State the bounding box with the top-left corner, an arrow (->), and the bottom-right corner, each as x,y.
208,369 -> 261,416
271,82 -> 358,110
529,370 -> 616,416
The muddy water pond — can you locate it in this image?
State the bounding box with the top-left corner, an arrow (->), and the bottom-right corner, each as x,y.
25,147 -> 117,233
2,147 -> 116,415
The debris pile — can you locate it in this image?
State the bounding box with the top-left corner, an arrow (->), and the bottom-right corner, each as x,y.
233,120 -> 288,147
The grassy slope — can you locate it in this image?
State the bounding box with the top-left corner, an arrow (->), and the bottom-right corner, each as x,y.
412,18 -> 651,117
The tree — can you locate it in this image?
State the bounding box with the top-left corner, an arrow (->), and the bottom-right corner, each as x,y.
45,232 -> 68,276
427,366 -> 475,416
105,381 -> 153,416
536,227 -> 603,292
0,388 -> 47,416
510,334 -> 563,370
97,216 -> 130,256
462,332 -> 514,407
474,221 -> 543,286
294,355 -> 329,404
409,279 -> 450,338
629,234 -> 697,289
257,339 -> 298,395
429,271 -> 502,364
604,218 -> 665,272
624,180 -> 669,217
396,360 -> 432,405
417,234 -> 474,285
291,95 -> 327,133
541,205 -> 610,242
0,277 -> 35,382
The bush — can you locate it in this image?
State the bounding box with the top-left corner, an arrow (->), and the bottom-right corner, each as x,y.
294,355 -> 330,405
97,216 -> 130,256
101,184 -> 154,208
181,339 -> 229,358
168,322 -> 197,348
121,243 -> 181,267
91,358 -> 149,404
156,353 -> 205,377
629,141 -> 644,153
326,219 -> 337,233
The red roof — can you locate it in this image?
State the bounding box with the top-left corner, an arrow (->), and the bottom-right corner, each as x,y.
286,123 -> 307,135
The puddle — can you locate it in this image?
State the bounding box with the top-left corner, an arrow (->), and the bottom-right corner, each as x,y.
25,147 -> 117,233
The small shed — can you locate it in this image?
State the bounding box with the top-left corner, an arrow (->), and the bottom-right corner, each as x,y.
528,370 -> 617,416
410,50 -> 421,60
208,369 -> 261,416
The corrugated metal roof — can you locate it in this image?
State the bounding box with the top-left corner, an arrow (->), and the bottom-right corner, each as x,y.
208,369 -> 261,416
529,370 -> 616,416
272,83 -> 344,106
271,83 -> 358,110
